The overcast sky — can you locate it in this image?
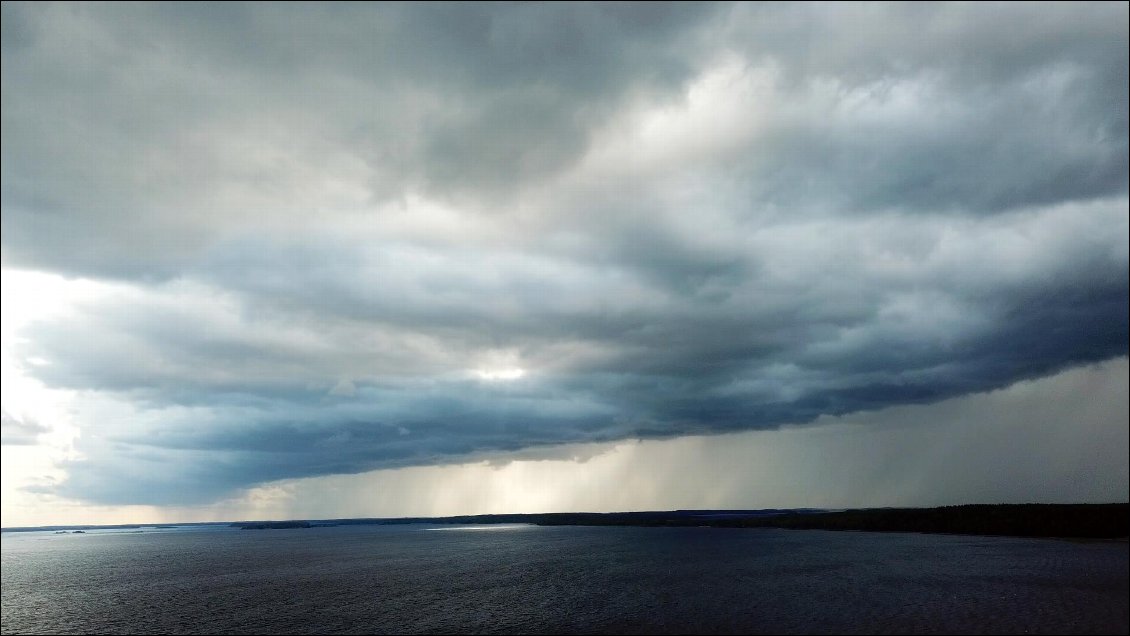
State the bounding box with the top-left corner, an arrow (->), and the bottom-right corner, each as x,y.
1,2 -> 1126,527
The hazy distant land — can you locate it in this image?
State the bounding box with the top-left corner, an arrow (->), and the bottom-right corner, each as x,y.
522,503 -> 1130,538
5,503 -> 1126,539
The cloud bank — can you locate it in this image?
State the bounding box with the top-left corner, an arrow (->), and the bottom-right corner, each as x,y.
1,2 -> 1126,505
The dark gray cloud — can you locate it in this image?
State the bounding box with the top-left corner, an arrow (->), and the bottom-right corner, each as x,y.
2,2 -> 1126,505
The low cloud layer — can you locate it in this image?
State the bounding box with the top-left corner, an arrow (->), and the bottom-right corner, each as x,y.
209,357 -> 1130,521
2,3 -> 1126,506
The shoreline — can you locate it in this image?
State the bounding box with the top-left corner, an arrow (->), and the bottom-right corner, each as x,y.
5,503 -> 1127,540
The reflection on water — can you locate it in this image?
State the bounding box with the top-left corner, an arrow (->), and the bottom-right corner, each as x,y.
2,525 -> 1127,634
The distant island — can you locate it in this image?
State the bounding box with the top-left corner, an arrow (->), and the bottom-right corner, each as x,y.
4,504 -> 1126,539
233,521 -> 312,530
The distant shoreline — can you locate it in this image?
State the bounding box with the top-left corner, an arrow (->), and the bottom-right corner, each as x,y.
4,503 -> 1127,540
675,503 -> 1130,539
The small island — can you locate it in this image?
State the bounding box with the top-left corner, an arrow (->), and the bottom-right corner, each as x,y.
233,521 -> 312,530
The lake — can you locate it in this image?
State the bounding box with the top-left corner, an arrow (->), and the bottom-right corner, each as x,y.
2,524 -> 1126,634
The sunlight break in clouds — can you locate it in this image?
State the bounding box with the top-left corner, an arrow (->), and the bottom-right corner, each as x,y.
474,368 -> 528,382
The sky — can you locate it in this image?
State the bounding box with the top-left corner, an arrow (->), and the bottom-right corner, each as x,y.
1,2 -> 1127,528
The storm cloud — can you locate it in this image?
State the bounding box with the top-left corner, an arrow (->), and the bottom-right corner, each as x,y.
2,2 -> 1126,505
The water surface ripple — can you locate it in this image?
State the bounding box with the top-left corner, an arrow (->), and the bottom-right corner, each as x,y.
2,525 -> 1126,634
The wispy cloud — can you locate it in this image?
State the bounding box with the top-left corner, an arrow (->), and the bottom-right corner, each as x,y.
0,411 -> 48,446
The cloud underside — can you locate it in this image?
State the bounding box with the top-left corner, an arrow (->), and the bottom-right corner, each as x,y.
1,2 -> 1127,505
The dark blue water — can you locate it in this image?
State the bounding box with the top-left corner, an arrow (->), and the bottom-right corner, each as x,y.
2,524 -> 1127,634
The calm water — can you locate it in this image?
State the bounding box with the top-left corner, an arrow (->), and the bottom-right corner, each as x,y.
2,524 -> 1127,634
